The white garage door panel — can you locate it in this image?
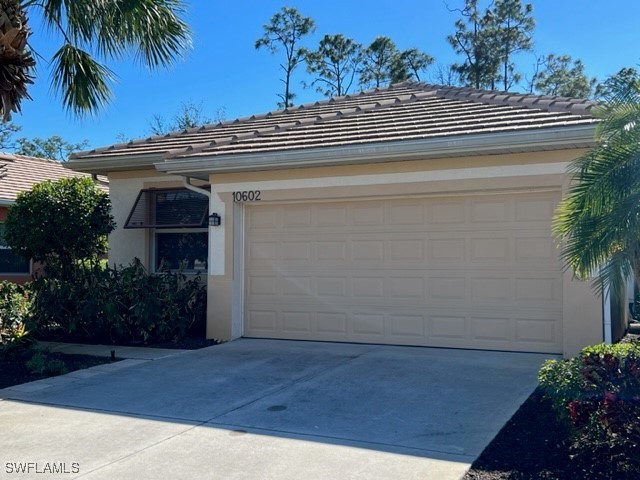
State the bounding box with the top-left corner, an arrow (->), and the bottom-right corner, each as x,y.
244,192 -> 563,353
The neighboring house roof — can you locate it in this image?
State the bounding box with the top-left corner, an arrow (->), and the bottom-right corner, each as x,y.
69,82 -> 599,179
0,153 -> 88,204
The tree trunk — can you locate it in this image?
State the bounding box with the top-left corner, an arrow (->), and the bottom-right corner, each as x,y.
0,0 -> 35,120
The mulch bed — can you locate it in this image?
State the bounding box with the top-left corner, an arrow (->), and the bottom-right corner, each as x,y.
465,334 -> 640,480
144,337 -> 220,350
0,349 -> 116,390
36,330 -> 221,350
0,336 -> 218,390
464,388 -> 637,480
463,388 -> 573,480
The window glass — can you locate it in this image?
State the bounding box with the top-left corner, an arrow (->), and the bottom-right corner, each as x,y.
0,223 -> 30,274
155,231 -> 208,272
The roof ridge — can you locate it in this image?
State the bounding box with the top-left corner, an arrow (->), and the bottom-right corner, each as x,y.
424,83 -> 598,115
0,152 -> 16,162
162,89 -> 452,161
71,81 -> 598,162
74,84 -> 435,158
160,86 -> 441,161
157,83 -> 427,135
0,152 -> 61,163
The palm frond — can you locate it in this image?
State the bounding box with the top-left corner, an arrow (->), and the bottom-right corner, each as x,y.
51,43 -> 114,116
27,0 -> 191,115
555,77 -> 640,294
94,0 -> 191,68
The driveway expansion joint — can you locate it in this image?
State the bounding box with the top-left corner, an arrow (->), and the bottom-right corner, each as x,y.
205,421 -> 476,461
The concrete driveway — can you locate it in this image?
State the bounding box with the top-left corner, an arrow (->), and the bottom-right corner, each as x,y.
0,339 -> 551,479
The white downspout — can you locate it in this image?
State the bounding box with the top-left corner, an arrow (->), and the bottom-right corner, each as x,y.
182,177 -> 210,199
603,289 -> 612,343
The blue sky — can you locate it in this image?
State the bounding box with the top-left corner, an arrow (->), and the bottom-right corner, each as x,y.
13,0 -> 640,151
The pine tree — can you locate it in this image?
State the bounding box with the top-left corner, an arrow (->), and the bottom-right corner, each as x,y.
255,7 -> 316,109
534,54 -> 596,98
304,34 -> 363,97
359,36 -> 399,88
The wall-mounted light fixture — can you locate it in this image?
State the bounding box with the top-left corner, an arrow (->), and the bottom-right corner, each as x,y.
209,213 -> 221,226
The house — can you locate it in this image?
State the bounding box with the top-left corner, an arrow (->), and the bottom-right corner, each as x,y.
68,82 -> 621,357
0,153 -> 95,284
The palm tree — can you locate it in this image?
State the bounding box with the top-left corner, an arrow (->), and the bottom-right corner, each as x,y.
554,74 -> 640,296
0,1 -> 35,120
0,0 -> 190,120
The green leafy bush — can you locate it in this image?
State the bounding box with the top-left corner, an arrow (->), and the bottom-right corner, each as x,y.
539,342 -> 640,479
4,176 -> 115,279
3,177 -> 206,346
31,259 -> 206,345
26,351 -> 68,376
0,280 -> 32,347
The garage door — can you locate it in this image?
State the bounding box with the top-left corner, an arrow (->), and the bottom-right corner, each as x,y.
244,192 -> 563,353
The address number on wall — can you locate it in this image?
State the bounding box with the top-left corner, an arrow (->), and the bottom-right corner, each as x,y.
232,190 -> 261,202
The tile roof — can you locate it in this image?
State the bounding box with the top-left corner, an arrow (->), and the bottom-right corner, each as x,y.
72,82 -> 598,164
0,153 -> 93,202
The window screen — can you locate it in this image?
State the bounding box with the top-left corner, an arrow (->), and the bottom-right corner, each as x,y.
125,188 -> 209,229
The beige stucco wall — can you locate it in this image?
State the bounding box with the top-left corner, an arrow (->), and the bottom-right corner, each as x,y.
103,150 -> 605,357
107,170 -> 205,269
206,149 -> 603,357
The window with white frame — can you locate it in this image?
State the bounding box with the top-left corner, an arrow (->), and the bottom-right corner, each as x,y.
125,188 -> 209,273
0,222 -> 30,274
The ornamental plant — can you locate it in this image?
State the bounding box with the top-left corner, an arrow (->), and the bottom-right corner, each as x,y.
0,280 -> 32,346
539,342 -> 640,478
30,259 -> 206,345
4,176 -> 115,279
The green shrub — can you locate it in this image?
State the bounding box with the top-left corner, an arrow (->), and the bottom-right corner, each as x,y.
26,351 -> 68,376
4,177 -> 115,279
30,259 -> 206,345
0,280 -> 33,347
539,341 -> 640,478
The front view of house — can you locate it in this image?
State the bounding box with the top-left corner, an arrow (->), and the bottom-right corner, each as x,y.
69,82 -> 614,357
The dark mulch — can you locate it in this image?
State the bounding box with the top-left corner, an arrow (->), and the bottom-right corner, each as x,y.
464,387 -> 638,480
466,334 -> 640,480
36,330 -> 221,350
0,334 -> 217,390
0,348 -> 117,390
464,388 -> 572,480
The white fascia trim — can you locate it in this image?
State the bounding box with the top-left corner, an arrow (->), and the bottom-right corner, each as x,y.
212,161 -> 570,193
65,153 -> 164,175
155,124 -> 596,176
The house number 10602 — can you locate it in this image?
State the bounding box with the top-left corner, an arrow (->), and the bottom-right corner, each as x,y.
232,190 -> 261,202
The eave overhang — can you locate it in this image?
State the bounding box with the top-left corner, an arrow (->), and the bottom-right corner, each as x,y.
64,153 -> 165,176
155,124 -> 597,180
67,124 -> 597,180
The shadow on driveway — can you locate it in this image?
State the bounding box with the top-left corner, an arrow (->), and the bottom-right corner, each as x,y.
0,339 -> 553,479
